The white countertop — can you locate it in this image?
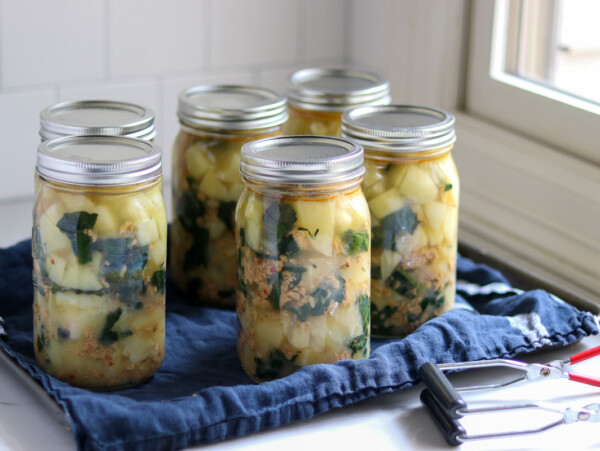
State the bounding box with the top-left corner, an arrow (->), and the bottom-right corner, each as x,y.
1,199 -> 599,451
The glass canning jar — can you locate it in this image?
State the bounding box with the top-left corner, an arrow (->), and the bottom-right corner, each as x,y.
282,67 -> 391,137
342,105 -> 459,337
39,100 -> 156,141
33,136 -> 167,389
236,136 -> 371,382
171,85 -> 287,308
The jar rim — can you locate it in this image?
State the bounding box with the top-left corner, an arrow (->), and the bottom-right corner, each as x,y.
177,84 -> 288,131
341,105 -> 456,154
39,100 -> 156,141
241,135 -> 364,185
37,135 -> 162,186
286,67 -> 391,112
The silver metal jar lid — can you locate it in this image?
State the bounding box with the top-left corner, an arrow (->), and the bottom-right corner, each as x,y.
37,135 -> 162,186
341,105 -> 456,155
286,67 -> 391,112
39,100 -> 156,141
177,85 -> 288,131
241,135 -> 364,185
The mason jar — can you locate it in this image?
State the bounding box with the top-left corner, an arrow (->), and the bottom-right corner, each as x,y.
342,105 -> 459,337
236,136 -> 371,382
171,85 -> 287,307
282,67 -> 391,136
32,136 -> 167,389
39,100 -> 156,141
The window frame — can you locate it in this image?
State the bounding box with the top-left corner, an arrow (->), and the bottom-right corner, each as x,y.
466,0 -> 600,165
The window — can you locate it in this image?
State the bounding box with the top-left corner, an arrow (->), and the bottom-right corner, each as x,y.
467,0 -> 600,164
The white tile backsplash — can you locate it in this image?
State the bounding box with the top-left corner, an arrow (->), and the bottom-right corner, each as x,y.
0,0 -> 104,88
0,0 -> 348,204
0,89 -> 57,199
107,0 -> 208,78
305,0 -> 346,62
210,0 -> 301,68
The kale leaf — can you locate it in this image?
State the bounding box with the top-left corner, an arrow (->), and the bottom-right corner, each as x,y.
254,349 -> 299,380
263,201 -> 298,257
282,265 -> 306,290
150,267 -> 166,295
99,308 -> 132,346
376,205 -> 419,250
349,293 -> 371,356
371,303 -> 397,335
217,200 -> 237,231
57,211 -> 98,264
98,237 -> 149,305
283,276 -> 345,322
341,229 -> 369,255
37,325 -> 49,353
176,178 -> 205,232
183,226 -> 210,270
386,265 -> 422,299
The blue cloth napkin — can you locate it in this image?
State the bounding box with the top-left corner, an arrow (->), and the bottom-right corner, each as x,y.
0,239 -> 597,451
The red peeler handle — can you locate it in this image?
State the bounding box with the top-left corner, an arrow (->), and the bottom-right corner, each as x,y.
569,345 -> 600,365
568,373 -> 600,388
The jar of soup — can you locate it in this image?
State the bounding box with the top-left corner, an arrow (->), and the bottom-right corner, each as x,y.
341,105 -> 459,337
39,100 -> 156,140
32,136 -> 167,389
282,67 -> 391,136
171,85 -> 287,307
236,136 -> 371,382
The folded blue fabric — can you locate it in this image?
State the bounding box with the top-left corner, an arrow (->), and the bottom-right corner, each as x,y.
0,239 -> 597,451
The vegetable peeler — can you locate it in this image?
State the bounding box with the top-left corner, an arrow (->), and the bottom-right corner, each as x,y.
418,345 -> 600,446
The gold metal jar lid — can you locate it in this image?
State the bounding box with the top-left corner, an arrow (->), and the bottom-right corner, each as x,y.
286,67 -> 391,112
37,135 -> 162,186
341,105 -> 456,157
241,135 -> 364,185
39,100 -> 156,141
177,85 -> 288,131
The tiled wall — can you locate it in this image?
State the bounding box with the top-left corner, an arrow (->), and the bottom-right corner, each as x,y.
0,0 -> 348,202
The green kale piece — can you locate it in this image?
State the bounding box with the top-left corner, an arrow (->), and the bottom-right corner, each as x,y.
56,211 -> 98,264
50,283 -> 109,296
283,276 -> 345,322
267,270 -> 281,310
358,293 -> 371,333
57,327 -> 70,339
254,349 -> 299,380
217,200 -> 237,231
98,237 -> 149,305
371,303 -> 397,335
341,229 -> 369,255
99,308 -> 132,346
37,326 -> 49,353
176,178 -> 206,232
349,334 -> 368,356
263,201 -> 299,257
411,289 -> 446,323
444,183 -> 453,191
386,265 -> 422,299
263,201 -> 297,240
150,267 -> 166,295
371,264 -> 382,280
377,206 -> 419,250
278,234 -> 300,257
183,226 -> 210,270
282,265 -> 306,290
298,227 -> 319,238
349,294 -> 371,356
